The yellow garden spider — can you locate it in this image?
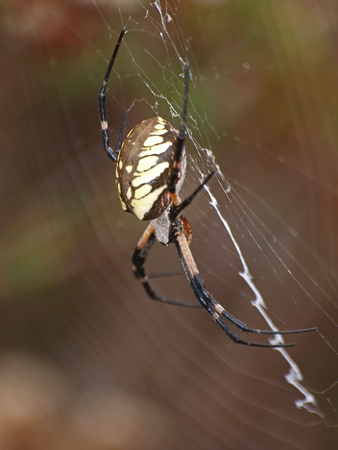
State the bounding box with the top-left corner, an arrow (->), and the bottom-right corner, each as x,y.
98,29 -> 316,347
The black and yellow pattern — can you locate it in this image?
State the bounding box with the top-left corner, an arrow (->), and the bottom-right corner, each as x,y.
116,117 -> 186,221
98,29 -> 316,347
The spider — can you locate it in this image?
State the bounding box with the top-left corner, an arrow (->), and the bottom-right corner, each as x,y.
98,29 -> 316,347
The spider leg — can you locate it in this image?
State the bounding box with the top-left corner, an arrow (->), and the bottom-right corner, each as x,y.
172,219 -> 316,347
116,111 -> 127,155
132,223 -> 200,308
168,64 -> 190,196
171,171 -> 216,221
211,304 -> 317,336
98,29 -> 125,163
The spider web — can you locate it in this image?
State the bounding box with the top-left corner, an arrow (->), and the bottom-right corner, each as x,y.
99,0 -> 336,413
1,0 -> 337,448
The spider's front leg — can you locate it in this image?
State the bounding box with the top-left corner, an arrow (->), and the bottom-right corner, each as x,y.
98,29 -> 125,162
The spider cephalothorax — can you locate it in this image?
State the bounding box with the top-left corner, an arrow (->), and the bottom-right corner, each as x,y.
98,29 -> 316,347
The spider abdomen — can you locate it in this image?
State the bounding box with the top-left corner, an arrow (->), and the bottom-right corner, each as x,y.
116,117 -> 186,221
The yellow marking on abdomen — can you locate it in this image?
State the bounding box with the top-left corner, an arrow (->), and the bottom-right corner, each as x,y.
131,185 -> 167,220
143,135 -> 163,147
126,186 -> 132,199
131,161 -> 169,187
139,141 -> 172,157
136,155 -> 159,172
150,129 -> 167,135
134,184 -> 152,199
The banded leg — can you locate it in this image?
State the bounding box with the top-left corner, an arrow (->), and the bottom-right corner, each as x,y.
172,219 -> 316,347
98,29 -> 125,162
132,223 -> 199,307
168,64 -> 190,196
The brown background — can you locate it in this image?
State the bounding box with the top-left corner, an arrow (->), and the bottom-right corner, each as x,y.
0,1 -> 336,448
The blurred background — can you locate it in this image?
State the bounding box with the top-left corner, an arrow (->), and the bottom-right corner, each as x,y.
0,0 -> 337,448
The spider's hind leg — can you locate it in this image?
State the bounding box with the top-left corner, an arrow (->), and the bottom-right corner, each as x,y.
132,223 -> 199,308
172,219 -> 313,348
